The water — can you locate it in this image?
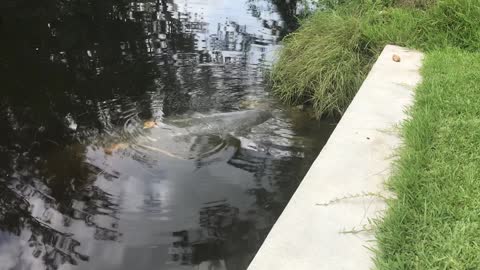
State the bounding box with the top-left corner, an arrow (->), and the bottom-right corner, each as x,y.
0,1 -> 336,269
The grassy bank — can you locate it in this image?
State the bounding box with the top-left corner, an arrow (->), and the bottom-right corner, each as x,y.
271,0 -> 480,116
375,49 -> 480,269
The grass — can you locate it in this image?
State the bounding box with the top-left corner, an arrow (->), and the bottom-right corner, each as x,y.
393,0 -> 436,8
363,0 -> 480,51
375,49 -> 480,269
271,0 -> 480,116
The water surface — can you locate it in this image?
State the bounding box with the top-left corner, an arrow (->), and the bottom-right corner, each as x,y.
0,1 -> 335,269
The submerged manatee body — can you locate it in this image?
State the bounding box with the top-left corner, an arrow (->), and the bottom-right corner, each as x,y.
166,109 -> 273,135
105,110 -> 272,158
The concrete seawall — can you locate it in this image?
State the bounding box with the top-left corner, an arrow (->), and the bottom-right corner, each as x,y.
248,45 -> 424,270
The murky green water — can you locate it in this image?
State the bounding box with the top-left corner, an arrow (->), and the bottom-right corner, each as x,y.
0,1 -> 335,269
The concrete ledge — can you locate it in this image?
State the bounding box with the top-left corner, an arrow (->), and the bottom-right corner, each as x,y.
248,45 -> 424,270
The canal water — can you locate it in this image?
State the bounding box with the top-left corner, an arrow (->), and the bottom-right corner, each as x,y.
0,1 -> 335,269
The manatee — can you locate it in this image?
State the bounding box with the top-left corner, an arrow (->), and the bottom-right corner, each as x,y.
103,109 -> 273,159
166,109 -> 273,135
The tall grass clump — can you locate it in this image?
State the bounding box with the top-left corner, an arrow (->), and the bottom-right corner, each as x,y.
270,8 -> 375,117
272,0 -> 480,116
